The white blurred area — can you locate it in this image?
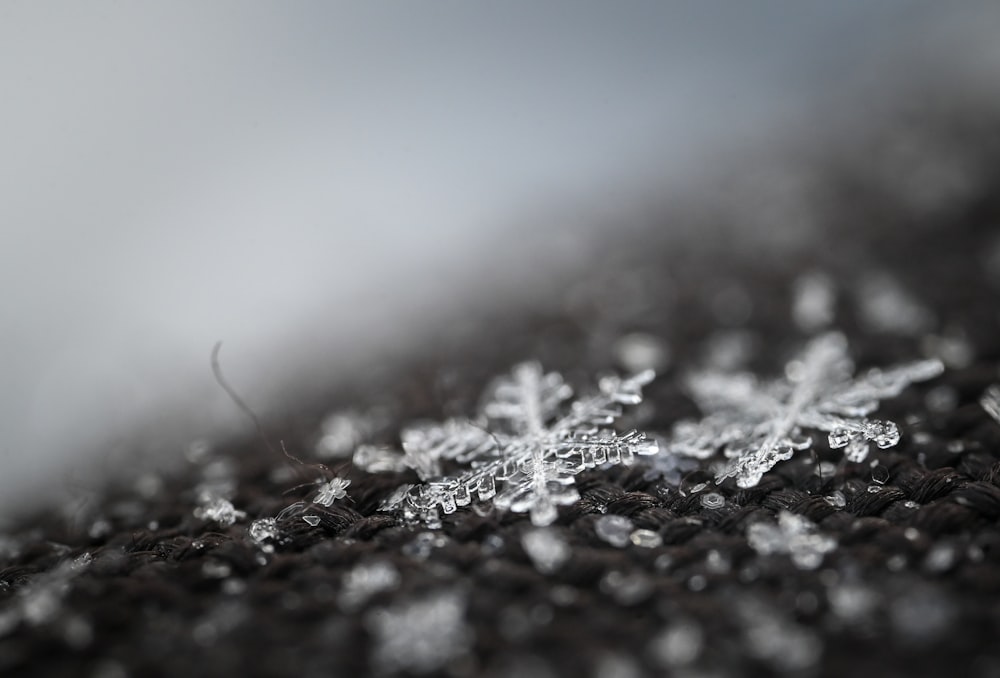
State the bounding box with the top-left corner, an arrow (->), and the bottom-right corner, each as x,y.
1,2 -> 998,513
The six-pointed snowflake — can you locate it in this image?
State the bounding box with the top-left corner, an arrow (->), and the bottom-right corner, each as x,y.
671,332 -> 943,488
397,363 -> 659,526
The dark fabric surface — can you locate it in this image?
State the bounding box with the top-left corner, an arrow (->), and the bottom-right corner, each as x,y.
2,111 -> 1000,678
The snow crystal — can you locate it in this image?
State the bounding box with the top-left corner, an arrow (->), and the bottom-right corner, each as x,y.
193,497 -> 246,527
302,515 -> 321,527
629,529 -> 662,548
314,477 -> 351,506
981,385 -> 1000,426
339,561 -> 400,611
400,363 -> 658,526
248,518 -> 279,551
672,332 -> 942,487
700,492 -> 725,509
367,591 -> 471,675
747,511 -> 836,570
521,527 -> 570,574
594,515 -> 635,548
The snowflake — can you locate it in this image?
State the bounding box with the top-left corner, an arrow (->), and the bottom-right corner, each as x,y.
671,332 -> 943,488
396,362 -> 658,526
314,477 -> 351,506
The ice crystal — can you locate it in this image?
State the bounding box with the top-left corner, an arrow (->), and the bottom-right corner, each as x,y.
629,529 -> 662,548
594,515 -> 635,548
248,518 -> 279,551
981,384 -> 1000,426
404,363 -> 658,526
366,590 -> 471,675
747,511 -> 836,570
314,477 -> 351,506
672,332 -> 942,488
193,497 -> 246,527
521,527 -> 570,574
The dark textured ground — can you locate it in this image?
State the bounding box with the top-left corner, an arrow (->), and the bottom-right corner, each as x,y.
2,107 -> 1000,678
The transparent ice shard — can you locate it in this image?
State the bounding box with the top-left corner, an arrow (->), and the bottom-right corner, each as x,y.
672,332 -> 942,488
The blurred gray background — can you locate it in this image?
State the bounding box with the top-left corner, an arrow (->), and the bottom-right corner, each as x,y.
1,2 -> 998,513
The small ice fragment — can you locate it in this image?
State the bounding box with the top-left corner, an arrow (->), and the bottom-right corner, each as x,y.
981,385 -> 1000,426
747,511 -> 836,570
302,515 -> 321,527
629,529 -> 662,548
248,518 -> 279,549
521,527 -> 570,574
700,492 -> 725,509
193,497 -> 246,527
314,477 -> 351,506
594,515 -> 634,548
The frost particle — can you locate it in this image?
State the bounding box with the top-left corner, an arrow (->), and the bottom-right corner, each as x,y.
700,492 -> 725,509
981,385 -> 1000,426
248,518 -> 279,550
747,511 -> 836,570
193,497 -> 246,527
314,477 -> 351,506
521,527 -> 570,574
594,515 -> 634,548
302,515 -> 321,527
629,529 -> 662,549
